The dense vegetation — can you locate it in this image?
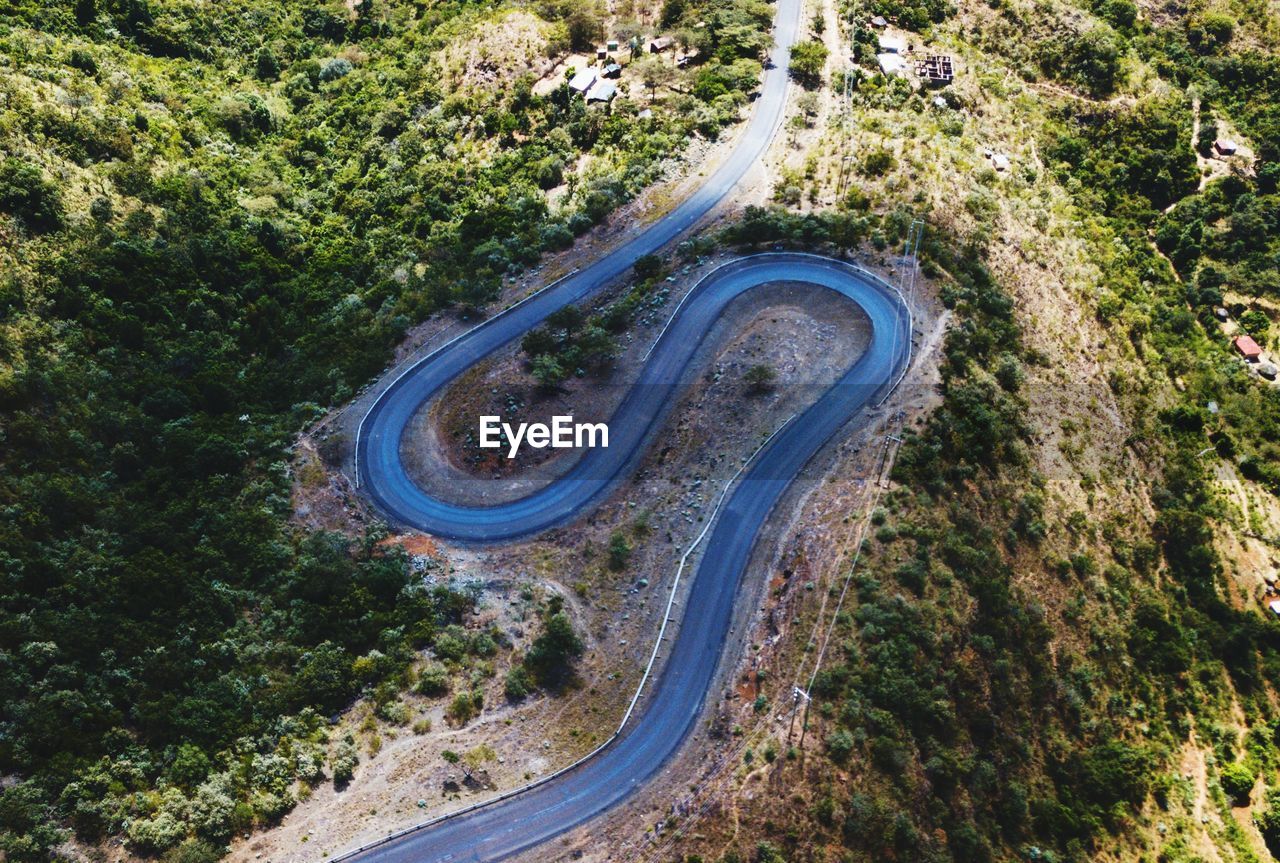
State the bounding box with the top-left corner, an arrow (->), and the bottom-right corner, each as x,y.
1049,45 -> 1280,498
711,90 -> 1280,854
0,0 -> 771,858
745,0 -> 1280,857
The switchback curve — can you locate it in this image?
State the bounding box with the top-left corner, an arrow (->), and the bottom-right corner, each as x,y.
348,255 -> 910,863
346,0 -> 916,852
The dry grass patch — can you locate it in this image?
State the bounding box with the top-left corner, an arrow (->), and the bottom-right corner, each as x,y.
436,10 -> 555,92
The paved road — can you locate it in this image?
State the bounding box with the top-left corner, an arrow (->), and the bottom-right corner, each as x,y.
349,0 -> 913,858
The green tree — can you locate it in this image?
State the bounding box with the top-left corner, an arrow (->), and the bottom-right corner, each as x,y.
563,0 -> 606,50
1220,762 -> 1255,805
255,47 -> 280,80
524,612 -> 585,687
788,41 -> 828,88
1066,25 -> 1125,94
1259,792 -> 1280,855
634,54 -> 676,101
0,158 -> 64,233
531,354 -> 568,388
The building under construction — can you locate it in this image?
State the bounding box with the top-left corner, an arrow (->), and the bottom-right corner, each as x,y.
916,54 -> 954,85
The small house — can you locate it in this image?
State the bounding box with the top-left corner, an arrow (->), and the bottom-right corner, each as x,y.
597,46 -> 608,60
1259,362 -> 1278,380
992,153 -> 1011,172
878,33 -> 907,53
871,15 -> 888,27
602,62 -> 622,78
607,39 -> 619,52
1235,334 -> 1262,360
586,80 -> 617,103
568,68 -> 597,94
1214,306 -> 1229,321
1215,138 -> 1238,156
877,53 -> 908,76
1269,598 -> 1280,618
648,36 -> 673,53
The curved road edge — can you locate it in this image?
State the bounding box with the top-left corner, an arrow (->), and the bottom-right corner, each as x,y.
332,255 -> 915,863
325,408 -> 798,863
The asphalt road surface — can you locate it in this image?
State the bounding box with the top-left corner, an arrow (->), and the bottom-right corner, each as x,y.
349,0 -> 913,858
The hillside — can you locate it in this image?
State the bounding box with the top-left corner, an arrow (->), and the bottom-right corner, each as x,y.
625,0 -> 1280,859
0,0 -> 769,859
2,0 -> 1280,861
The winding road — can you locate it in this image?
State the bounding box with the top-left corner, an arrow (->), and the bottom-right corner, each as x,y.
348,0 -> 913,857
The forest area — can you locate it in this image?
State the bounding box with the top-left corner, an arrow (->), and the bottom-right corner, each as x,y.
0,0 -> 773,859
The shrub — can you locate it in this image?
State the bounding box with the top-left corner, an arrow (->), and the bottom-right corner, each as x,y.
418,662 -> 451,696
189,773 -> 235,840
126,805 -> 187,853
1219,762 -> 1255,804
433,626 -> 469,662
755,842 -> 787,863
0,158 -> 64,233
532,156 -> 565,190
505,664 -> 533,700
540,222 -> 575,250
1189,12 -> 1234,52
217,94 -> 274,141
163,839 -> 224,863
331,736 -> 359,784
744,363 -> 777,393
1239,310 -> 1270,337
446,691 -> 481,724
376,700 -> 410,725
859,149 -> 895,177
608,531 -> 632,570
826,729 -> 855,763
634,254 -> 663,279
470,631 -> 499,657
